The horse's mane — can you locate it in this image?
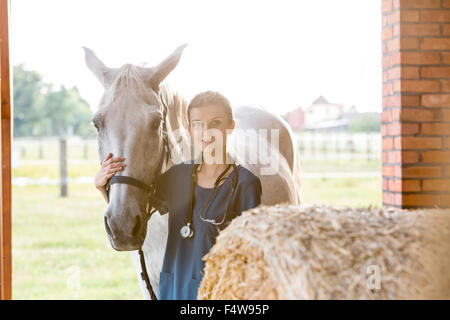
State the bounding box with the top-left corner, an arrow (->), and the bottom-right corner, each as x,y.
158,82 -> 189,130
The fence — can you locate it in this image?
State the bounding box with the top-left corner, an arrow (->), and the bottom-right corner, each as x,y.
295,132 -> 381,160
13,137 -> 99,163
13,137 -> 99,194
12,133 -> 382,190
14,133 -> 381,163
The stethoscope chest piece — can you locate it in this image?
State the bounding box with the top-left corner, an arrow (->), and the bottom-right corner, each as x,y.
180,222 -> 194,238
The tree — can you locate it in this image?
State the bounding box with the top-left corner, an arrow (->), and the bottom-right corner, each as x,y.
13,64 -> 95,137
348,114 -> 381,132
13,64 -> 45,136
40,84 -> 95,137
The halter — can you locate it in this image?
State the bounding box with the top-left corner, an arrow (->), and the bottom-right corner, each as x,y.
104,92 -> 171,300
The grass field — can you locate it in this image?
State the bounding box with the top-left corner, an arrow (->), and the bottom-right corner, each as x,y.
13,183 -> 143,299
12,142 -> 381,299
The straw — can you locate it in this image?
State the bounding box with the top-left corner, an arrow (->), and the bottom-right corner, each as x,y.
197,205 -> 450,300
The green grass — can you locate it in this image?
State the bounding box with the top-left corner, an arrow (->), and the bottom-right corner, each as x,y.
12,183 -> 142,299
13,160 -> 99,179
302,177 -> 381,207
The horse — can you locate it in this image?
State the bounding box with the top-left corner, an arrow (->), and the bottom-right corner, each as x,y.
83,44 -> 303,299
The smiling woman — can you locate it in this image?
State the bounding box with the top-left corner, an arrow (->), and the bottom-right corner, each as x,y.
147,90 -> 263,300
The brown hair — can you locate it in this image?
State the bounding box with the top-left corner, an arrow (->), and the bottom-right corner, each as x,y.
187,90 -> 233,123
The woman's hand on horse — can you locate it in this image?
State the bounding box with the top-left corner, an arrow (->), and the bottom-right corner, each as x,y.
95,153 -> 126,189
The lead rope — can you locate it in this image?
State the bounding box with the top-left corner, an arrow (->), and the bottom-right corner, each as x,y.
138,248 -> 157,300
138,166 -> 162,301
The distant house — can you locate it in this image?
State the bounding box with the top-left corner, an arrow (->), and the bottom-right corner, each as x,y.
304,95 -> 344,126
286,107 -> 305,130
286,95 -> 359,131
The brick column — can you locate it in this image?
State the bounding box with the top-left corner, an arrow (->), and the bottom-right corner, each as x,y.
382,0 -> 450,208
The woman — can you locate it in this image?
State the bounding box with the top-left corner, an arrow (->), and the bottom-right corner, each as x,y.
95,91 -> 262,300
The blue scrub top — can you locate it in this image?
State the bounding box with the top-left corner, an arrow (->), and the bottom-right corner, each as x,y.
154,159 -> 262,300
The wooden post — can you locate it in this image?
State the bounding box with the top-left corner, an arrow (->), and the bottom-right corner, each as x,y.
311,131 -> 315,156
38,138 -> 43,160
336,134 -> 340,156
60,137 -> 68,197
0,0 -> 12,300
322,136 -> 327,154
83,139 -> 88,159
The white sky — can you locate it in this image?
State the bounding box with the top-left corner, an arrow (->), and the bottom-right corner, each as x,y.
10,0 -> 381,115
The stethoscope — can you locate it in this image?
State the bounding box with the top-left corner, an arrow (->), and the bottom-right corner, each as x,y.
180,160 -> 239,239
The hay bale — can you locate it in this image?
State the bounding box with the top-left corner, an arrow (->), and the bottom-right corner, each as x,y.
197,205 -> 450,300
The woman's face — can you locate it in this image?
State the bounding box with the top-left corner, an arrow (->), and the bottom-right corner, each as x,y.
189,104 -> 235,154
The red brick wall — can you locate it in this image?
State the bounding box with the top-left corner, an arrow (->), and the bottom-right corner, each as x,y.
382,0 -> 450,208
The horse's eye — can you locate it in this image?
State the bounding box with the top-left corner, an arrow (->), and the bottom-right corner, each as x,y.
92,116 -> 104,132
92,120 -> 99,131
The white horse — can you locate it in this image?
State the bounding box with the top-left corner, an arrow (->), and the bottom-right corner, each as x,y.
83,44 -> 303,299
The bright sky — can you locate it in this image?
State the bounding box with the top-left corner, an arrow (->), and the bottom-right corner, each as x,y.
10,0 -> 381,115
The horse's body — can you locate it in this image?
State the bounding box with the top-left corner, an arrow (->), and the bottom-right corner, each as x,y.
84,45 -> 302,299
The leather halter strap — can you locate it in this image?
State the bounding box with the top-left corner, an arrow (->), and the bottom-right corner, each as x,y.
107,175 -> 153,193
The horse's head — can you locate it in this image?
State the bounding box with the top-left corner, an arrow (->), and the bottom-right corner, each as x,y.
84,44 -> 187,251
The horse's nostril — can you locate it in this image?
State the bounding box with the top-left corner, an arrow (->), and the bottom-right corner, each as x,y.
132,215 -> 142,237
104,216 -> 114,238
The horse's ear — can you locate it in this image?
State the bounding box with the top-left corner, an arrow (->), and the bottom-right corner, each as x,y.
83,47 -> 117,89
147,44 -> 187,91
